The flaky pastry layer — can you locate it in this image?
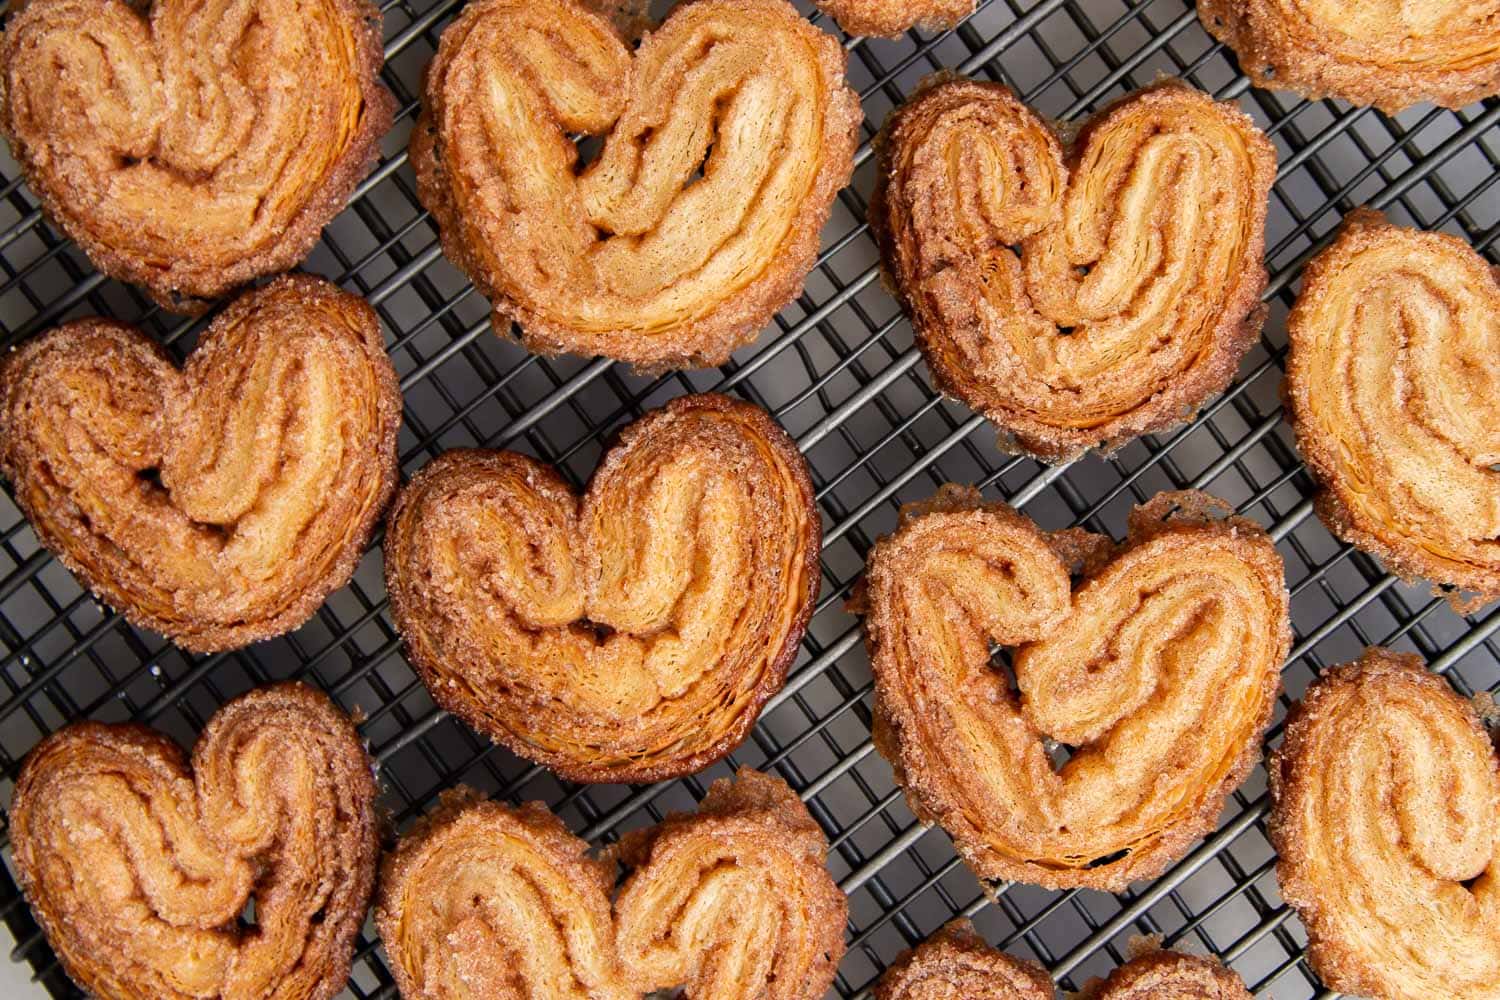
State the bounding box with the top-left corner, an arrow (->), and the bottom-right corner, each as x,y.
871,78 -> 1275,461
0,275 -> 403,652
1285,208 -> 1500,609
412,0 -> 860,369
1269,648 -> 1500,1000
376,768 -> 847,1000
384,393 -> 820,783
0,0 -> 395,311
857,487 -> 1290,891
10,683 -> 379,1000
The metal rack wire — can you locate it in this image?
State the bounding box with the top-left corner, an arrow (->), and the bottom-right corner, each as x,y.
1,0 -> 1497,996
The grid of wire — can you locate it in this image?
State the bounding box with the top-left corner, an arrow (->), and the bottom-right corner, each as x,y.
0,0 -> 1497,996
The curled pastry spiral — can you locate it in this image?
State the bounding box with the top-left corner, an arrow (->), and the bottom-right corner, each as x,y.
384,394 -> 820,783
875,920 -> 1250,1000
1269,648 -> 1500,1000
376,768 -> 847,1000
871,79 -> 1276,461
857,487 -> 1290,891
1198,0 -> 1500,113
411,0 -> 860,369
0,275 -> 402,652
1286,209 -> 1500,609
10,683 -> 379,1000
0,0 -> 395,311
812,0 -> 973,41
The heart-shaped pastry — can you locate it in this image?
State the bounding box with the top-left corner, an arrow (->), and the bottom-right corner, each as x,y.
856,487 -> 1290,891
870,79 -> 1276,461
1198,0 -> 1500,113
1286,209 -> 1500,610
812,0 -> 973,41
411,0 -> 860,369
876,920 -> 1250,999
0,275 -> 402,652
9,683 -> 379,1000
1269,648 -> 1500,1000
383,393 -> 820,783
0,0 -> 395,311
376,768 -> 847,1000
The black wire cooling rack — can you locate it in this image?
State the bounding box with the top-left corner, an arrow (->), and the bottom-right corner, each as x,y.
1,0 -> 1498,996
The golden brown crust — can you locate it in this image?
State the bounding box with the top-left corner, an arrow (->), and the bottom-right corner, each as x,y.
1269,648 -> 1500,1000
384,393 -> 821,783
1072,946 -> 1251,999
0,275 -> 403,652
1285,209 -> 1500,610
870,78 -> 1275,462
875,920 -> 1053,1000
0,0 -> 395,312
375,767 -> 848,1000
858,486 -> 1290,891
812,0 -> 973,40
1198,0 -> 1500,114
9,683 -> 380,1000
411,0 -> 860,370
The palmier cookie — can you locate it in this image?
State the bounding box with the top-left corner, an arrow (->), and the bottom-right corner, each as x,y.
1269,648 -> 1500,1000
813,0 -> 973,41
10,683 -> 379,1000
0,0 -> 395,311
871,78 -> 1275,461
1198,0 -> 1500,113
856,487 -> 1290,891
411,0 -> 860,369
0,275 -> 402,652
1285,209 -> 1500,609
874,920 -> 1251,1000
376,767 -> 847,999
384,393 -> 820,783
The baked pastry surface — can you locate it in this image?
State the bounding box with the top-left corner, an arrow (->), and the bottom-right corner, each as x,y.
376,767 -> 847,1000
0,0 -> 395,311
1285,209 -> 1500,609
384,393 -> 820,783
1198,0 -> 1500,113
875,919 -> 1250,999
0,275 -> 402,652
812,0 -> 973,41
411,0 -> 860,369
9,683 -> 379,1000
1269,648 -> 1500,1000
870,79 -> 1275,461
856,487 -> 1290,891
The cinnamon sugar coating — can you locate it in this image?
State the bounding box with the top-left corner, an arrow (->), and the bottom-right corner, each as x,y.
10,683 -> 380,1000
376,767 -> 847,1000
0,275 -> 402,652
870,78 -> 1275,461
1073,945 -> 1251,999
1285,209 -> 1500,610
384,393 -> 820,783
812,0 -> 973,40
1269,648 -> 1500,1000
412,0 -> 860,370
857,487 -> 1290,891
0,0 -> 395,312
1198,0 -> 1500,113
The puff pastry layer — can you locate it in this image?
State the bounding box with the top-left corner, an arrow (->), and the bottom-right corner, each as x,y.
384,393 -> 820,783
1269,648 -> 1500,1000
0,275 -> 402,652
10,683 -> 379,1000
871,79 -> 1275,460
376,768 -> 847,1000
1198,0 -> 1500,113
0,0 -> 395,311
813,0 -> 973,41
1286,209 -> 1500,609
412,0 -> 860,369
857,487 -> 1289,891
